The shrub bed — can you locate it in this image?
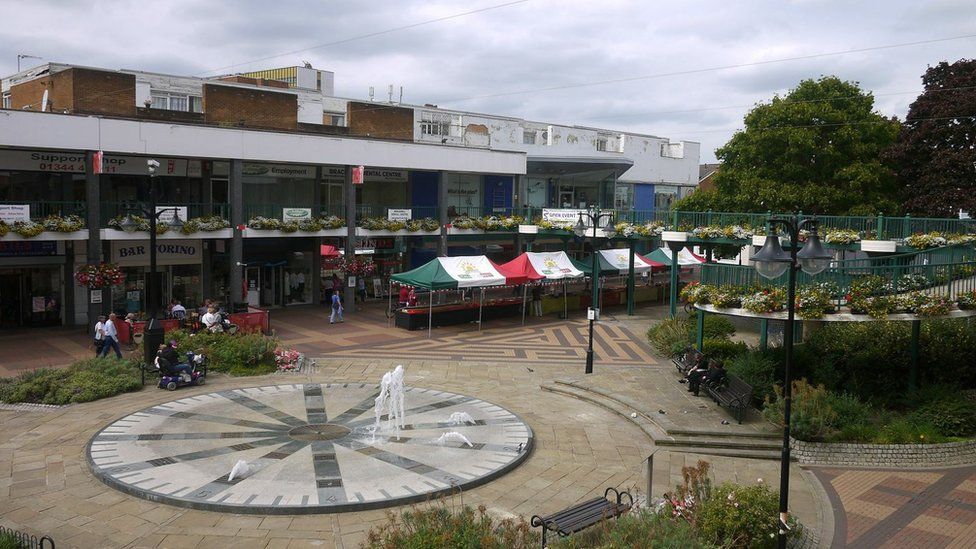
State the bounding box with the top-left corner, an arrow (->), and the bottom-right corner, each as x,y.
165,330 -> 279,376
0,358 -> 142,405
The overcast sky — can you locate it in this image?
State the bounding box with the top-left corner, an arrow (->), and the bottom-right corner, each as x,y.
1,0 -> 973,162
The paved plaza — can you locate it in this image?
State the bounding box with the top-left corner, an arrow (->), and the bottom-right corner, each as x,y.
1,302 -> 975,547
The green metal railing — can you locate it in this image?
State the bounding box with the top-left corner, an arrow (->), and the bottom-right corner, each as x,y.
0,200 -> 86,220
699,243 -> 976,304
101,202 -> 229,225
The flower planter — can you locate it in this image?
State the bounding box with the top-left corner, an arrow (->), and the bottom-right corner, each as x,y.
244,228 -> 345,238
860,239 -> 897,253
0,230 -> 89,241
356,228 -> 440,237
661,231 -> 688,243
448,228 -> 485,235
101,228 -> 233,240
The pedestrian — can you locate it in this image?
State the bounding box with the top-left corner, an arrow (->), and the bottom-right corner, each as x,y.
357,277 -> 367,303
99,313 -> 123,359
398,284 -> 409,307
330,291 -> 344,324
93,315 -> 106,356
531,284 -> 543,317
332,273 -> 341,296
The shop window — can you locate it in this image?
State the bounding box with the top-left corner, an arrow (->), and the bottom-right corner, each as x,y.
596,138 -> 608,152
2,93 -> 10,109
190,96 -> 203,113
328,114 -> 345,126
420,111 -> 455,137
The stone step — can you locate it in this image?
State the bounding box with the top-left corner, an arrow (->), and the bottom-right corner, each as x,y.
539,383 -> 669,441
666,428 -> 781,440
665,446 -> 782,461
657,437 -> 781,451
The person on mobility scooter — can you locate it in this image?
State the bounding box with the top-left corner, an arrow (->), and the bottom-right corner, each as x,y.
154,341 -> 207,391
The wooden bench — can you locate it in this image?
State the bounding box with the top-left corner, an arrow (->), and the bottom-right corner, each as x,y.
705,373 -> 753,424
671,347 -> 705,376
530,487 -> 633,547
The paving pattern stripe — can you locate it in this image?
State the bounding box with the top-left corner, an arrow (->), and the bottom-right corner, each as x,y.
379,435 -> 523,455
303,384 -> 328,424
219,390 -> 308,427
311,440 -> 347,505
141,408 -> 291,432
335,439 -> 458,488
328,390 -> 382,425
102,436 -> 293,474
95,431 -> 286,441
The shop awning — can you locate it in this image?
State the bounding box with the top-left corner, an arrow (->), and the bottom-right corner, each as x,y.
499,251 -> 584,281
390,255 -> 512,290
644,247 -> 707,266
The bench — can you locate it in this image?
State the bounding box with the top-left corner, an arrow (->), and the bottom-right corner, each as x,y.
530,487 -> 633,547
704,373 -> 753,424
671,347 -> 705,376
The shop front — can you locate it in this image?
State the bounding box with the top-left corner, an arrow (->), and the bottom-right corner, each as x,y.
243,238 -> 316,308
108,239 -> 204,316
0,240 -> 66,327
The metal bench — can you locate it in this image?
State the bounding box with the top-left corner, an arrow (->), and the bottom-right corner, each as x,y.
705,373 -> 753,424
530,487 -> 633,547
672,347 -> 705,375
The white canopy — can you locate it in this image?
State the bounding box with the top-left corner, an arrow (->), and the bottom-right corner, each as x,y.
525,251 -> 584,279
597,249 -> 656,274
436,256 -> 508,288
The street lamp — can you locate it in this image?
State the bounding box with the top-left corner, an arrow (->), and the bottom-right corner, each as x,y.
121,159 -> 185,366
574,208 -> 616,374
750,216 -> 831,548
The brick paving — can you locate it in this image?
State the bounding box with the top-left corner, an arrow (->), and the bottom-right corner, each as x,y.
814,466 -> 976,548
0,303 -> 824,548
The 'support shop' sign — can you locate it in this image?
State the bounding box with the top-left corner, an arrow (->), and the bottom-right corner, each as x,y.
0,150 -> 188,176
0,204 -> 30,222
112,239 -> 202,266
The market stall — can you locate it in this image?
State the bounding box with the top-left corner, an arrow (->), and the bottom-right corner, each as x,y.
390,255 -> 528,336
499,251 -> 584,321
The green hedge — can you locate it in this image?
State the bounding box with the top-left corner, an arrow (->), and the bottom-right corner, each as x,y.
0,358 -> 142,405
165,330 -> 278,376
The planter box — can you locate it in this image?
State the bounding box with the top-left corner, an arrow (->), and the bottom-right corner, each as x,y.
356,228 -> 440,237
101,228 -> 233,240
861,239 -> 897,253
661,231 -> 688,243
448,228 -> 485,235
0,230 -> 89,241
243,228 -> 345,238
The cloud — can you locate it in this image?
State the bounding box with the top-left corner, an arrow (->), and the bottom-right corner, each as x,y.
1,0 -> 973,162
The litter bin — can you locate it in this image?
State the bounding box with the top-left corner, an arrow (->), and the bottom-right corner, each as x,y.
232,302 -> 249,313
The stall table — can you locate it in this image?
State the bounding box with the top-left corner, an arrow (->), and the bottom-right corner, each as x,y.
395,298 -> 523,331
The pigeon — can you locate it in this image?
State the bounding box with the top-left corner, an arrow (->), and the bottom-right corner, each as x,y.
721,420 -> 730,425
658,409 -> 667,414
526,367 -> 535,372
228,459 -> 251,482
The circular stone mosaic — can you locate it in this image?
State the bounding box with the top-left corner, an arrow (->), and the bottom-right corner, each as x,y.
87,384 -> 533,514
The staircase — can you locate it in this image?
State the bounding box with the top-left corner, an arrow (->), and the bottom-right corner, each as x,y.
541,378 -> 782,460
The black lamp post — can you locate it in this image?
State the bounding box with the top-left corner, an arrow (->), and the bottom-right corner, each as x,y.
574,208 -> 617,374
750,216 -> 831,548
120,159 -> 185,366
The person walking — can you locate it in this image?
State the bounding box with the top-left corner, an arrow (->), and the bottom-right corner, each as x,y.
99,313 -> 123,359
330,291 -> 344,324
357,277 -> 367,303
93,315 -> 106,356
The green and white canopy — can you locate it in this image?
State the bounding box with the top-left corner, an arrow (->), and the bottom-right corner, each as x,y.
644,247 -> 707,266
390,255 -> 512,290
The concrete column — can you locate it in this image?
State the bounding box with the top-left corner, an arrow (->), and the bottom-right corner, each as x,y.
437,171 -> 448,257
514,174 -> 526,253
229,159 -> 244,306
312,166 -> 323,306
201,162 -> 213,208
344,165 -> 357,313
84,151 -> 103,324
63,241 -> 75,325
201,240 -> 212,302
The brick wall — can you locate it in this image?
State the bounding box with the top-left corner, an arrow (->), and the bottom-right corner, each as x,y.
71,68 -> 135,116
203,83 -> 297,130
347,102 -> 413,141
9,68 -> 134,116
791,438 -> 976,467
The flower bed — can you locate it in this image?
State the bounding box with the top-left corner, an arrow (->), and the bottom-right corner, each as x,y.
359,217 -> 440,232
247,215 -> 345,232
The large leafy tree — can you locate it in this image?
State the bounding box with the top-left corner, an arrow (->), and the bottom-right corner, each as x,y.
676,77 -> 901,215
886,59 -> 976,217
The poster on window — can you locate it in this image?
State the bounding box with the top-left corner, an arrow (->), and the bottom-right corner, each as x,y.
31,296 -> 46,313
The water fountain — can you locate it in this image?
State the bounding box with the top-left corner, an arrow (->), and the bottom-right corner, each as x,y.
447,411 -> 476,425
434,431 -> 474,447
374,364 -> 407,440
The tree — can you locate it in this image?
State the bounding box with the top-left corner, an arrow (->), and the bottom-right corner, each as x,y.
676,77 -> 901,215
886,59 -> 976,218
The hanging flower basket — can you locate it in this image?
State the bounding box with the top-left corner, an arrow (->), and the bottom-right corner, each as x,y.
336,257 -> 377,277
74,263 -> 125,289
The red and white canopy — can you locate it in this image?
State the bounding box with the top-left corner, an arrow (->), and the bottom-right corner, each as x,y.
500,251 -> 584,281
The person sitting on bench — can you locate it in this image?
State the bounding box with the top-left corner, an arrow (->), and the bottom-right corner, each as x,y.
689,360 -> 726,396
682,353 -> 708,383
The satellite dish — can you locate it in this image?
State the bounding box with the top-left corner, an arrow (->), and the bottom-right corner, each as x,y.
41,89 -> 49,112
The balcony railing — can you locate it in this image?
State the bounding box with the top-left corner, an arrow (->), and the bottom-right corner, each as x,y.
0,200 -> 86,220
100,202 -> 229,226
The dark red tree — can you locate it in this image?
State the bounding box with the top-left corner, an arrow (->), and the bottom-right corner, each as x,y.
887,59 -> 976,217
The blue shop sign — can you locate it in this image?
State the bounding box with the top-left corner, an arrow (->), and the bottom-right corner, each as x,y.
0,241 -> 60,257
